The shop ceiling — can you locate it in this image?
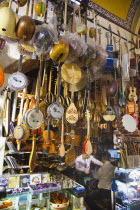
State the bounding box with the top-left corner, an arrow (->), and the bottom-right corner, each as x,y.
0,0 -> 140,76
90,0 -> 140,31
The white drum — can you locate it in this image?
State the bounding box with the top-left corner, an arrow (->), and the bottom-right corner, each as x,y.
117,114 -> 136,133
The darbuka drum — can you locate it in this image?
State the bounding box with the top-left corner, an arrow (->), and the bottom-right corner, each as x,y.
117,114 -> 136,133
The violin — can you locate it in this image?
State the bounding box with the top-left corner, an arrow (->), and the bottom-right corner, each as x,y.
42,117 -> 54,153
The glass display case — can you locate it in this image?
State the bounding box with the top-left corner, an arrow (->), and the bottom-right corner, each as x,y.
115,167 -> 140,210
0,173 -> 86,210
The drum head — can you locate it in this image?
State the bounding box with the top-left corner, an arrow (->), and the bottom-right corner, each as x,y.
122,114 -> 136,133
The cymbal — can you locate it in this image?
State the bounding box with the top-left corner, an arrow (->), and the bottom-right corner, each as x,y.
62,69 -> 87,92
61,63 -> 82,84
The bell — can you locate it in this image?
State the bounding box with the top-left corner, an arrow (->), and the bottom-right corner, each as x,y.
0,7 -> 16,38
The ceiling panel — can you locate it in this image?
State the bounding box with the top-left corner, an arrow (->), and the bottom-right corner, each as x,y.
90,0 -> 140,31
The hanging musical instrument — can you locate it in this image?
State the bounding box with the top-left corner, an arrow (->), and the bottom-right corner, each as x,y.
0,1 -> 9,7
34,1 -> 45,17
2,88 -> 11,137
24,56 -> 43,130
8,54 -> 28,91
123,37 -> 130,81
100,81 -> 106,113
29,132 -> 37,173
0,66 -> 4,87
118,31 -> 126,108
65,129 -> 76,166
40,61 -> 47,99
66,85 -> 78,124
89,9 -> 96,39
47,63 -> 64,120
76,7 -> 87,36
58,116 -> 65,157
117,114 -> 136,133
0,0 -> 17,39
83,110 -> 92,155
104,25 -> 114,72
103,97 -> 116,122
45,67 -> 54,105
0,93 -> 5,137
8,49 -> 28,124
29,96 -> 36,109
50,39 -> 69,63
107,69 -> 118,98
15,15 -> 35,41
128,77 -> 137,102
15,0 -> 27,7
42,117 -> 54,152
61,63 -> 82,85
62,83 -> 71,109
14,87 -> 27,150
131,101 -> 139,127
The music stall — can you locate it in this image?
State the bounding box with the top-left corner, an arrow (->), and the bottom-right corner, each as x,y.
0,0 -> 139,209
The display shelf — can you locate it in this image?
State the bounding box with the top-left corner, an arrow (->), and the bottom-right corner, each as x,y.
115,167 -> 140,209
29,183 -> 61,195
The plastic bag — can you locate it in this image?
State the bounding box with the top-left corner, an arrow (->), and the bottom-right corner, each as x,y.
34,24 -> 57,57
62,32 -> 87,63
89,45 -> 108,81
78,44 -> 96,66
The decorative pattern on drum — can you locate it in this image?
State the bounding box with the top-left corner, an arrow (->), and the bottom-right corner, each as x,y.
117,114 -> 136,133
24,108 -> 43,130
66,103 -> 78,124
8,72 -> 28,91
50,40 -> 69,62
47,102 -> 64,120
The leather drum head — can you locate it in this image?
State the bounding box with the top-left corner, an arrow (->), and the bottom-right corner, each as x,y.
61,63 -> 82,84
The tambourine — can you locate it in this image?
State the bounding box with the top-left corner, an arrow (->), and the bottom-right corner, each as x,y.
50,40 -> 69,62
117,114 -> 136,133
24,108 -> 43,129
